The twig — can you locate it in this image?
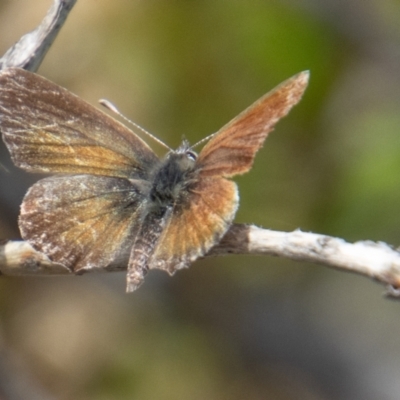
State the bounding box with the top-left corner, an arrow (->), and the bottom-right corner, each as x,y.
1,224 -> 400,298
0,0 -> 77,71
217,225 -> 400,298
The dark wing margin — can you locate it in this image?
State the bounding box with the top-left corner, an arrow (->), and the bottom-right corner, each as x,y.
0,67 -> 159,179
20,175 -> 148,271
196,71 -> 309,178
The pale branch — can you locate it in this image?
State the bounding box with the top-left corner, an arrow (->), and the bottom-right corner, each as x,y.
216,225 -> 400,299
0,0 -> 77,71
1,224 -> 400,297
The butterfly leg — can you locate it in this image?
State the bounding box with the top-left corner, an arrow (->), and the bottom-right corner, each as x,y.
126,207 -> 172,292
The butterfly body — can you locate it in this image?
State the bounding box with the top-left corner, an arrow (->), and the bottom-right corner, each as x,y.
126,144 -> 202,291
149,142 -> 198,209
0,67 -> 309,292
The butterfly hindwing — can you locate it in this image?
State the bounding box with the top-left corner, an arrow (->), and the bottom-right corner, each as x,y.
147,177 -> 238,273
20,175 -> 148,271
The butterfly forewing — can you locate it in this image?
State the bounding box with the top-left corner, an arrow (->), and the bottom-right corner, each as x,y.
20,175 -> 148,271
0,68 -> 159,179
197,71 -> 309,178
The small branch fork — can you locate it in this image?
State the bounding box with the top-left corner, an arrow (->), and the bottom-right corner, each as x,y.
0,0 -> 77,72
1,225 -> 400,298
0,1 -> 400,298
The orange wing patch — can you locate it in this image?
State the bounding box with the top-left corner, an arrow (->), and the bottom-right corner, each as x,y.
197,71 -> 309,178
149,177 -> 238,274
13,138 -> 136,178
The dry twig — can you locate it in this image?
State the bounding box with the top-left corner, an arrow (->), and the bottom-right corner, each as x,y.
0,0 -> 77,71
1,224 -> 400,298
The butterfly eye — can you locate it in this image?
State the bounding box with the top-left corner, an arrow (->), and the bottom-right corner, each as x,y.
186,151 -> 197,161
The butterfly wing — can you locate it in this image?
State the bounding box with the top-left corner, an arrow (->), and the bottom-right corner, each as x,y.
146,177 -> 238,274
0,67 -> 159,179
144,72 -> 309,275
20,175 -> 148,271
196,71 -> 309,178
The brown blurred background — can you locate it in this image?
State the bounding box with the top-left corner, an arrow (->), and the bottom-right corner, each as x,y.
1,0 -> 400,399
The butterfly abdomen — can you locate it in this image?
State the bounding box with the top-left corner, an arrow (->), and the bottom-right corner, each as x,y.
126,205 -> 172,292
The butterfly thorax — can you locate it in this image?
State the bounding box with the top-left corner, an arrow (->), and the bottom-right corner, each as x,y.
149,147 -> 198,209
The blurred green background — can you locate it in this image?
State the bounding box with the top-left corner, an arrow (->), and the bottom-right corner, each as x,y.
1,0 -> 400,399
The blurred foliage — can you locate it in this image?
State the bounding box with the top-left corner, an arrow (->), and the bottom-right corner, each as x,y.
1,0 -> 400,399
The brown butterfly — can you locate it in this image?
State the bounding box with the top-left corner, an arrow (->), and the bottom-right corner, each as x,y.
0,67 -> 309,292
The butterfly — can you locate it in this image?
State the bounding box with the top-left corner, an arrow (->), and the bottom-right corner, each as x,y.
0,67 -> 309,292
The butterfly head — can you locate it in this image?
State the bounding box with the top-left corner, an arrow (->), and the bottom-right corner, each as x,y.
169,139 -> 198,171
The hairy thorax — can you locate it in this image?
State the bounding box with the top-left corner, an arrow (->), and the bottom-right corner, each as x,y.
149,149 -> 198,212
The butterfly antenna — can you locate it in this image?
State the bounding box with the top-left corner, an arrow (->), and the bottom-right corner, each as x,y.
191,131 -> 218,149
99,99 -> 172,151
